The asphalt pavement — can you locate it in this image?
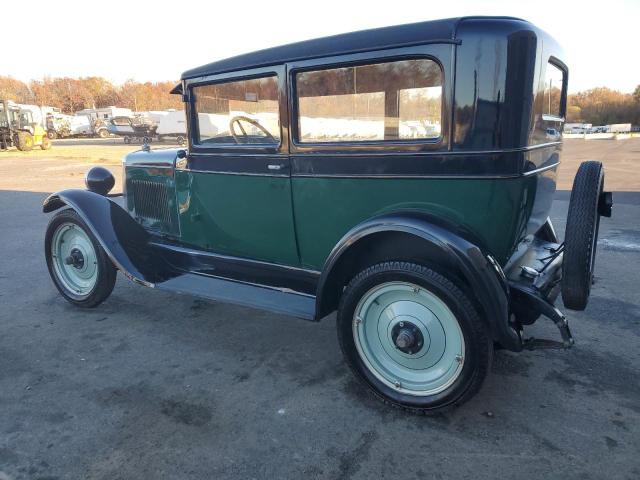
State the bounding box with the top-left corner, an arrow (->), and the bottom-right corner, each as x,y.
0,189 -> 638,480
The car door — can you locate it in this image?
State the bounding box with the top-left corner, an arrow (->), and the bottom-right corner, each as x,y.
175,65 -> 299,266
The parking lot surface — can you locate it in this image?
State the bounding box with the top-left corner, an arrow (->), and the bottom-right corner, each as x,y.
0,158 -> 639,479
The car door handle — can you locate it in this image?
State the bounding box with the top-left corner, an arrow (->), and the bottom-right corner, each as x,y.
267,163 -> 286,171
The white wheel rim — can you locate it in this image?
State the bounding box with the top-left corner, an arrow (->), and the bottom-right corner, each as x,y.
353,282 -> 465,396
51,222 -> 98,297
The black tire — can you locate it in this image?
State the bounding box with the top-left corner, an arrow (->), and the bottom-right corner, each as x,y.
337,261 -> 492,414
40,135 -> 52,150
562,161 -> 604,310
15,132 -> 34,151
45,209 -> 117,308
48,130 -> 57,139
98,129 -> 109,139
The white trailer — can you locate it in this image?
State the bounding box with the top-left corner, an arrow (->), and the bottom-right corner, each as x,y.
155,110 -> 186,144
15,104 -> 61,128
69,115 -> 94,136
607,123 -> 631,133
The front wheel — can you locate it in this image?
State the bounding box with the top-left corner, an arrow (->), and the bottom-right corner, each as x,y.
337,262 -> 491,413
15,132 -> 34,151
45,209 -> 116,307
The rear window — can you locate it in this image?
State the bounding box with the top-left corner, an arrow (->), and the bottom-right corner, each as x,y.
295,59 -> 442,143
543,62 -> 565,119
193,75 -> 280,145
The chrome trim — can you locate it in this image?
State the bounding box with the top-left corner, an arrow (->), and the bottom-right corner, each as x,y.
291,141 -> 562,157
291,173 -> 519,179
179,169 -> 289,177
522,162 -> 560,177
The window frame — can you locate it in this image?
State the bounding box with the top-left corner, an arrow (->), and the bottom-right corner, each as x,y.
185,65 -> 287,154
541,57 -> 568,122
288,46 -> 448,153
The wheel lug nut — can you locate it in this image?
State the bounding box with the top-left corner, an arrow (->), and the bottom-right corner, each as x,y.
394,380 -> 401,389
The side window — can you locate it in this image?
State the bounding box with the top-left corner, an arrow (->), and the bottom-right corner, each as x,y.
295,58 -> 442,143
543,62 -> 565,119
193,75 -> 280,145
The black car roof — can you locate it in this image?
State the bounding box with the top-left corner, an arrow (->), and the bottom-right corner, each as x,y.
181,16 -> 529,80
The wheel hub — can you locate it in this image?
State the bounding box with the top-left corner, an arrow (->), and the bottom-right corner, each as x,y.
391,321 -> 424,354
65,248 -> 85,269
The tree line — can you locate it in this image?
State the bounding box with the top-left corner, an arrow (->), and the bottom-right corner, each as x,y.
0,76 -> 182,113
0,75 -> 638,125
567,86 -> 640,125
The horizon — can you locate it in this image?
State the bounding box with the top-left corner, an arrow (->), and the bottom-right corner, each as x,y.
4,0 -> 639,93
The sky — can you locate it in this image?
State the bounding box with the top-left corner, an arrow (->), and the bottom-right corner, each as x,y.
4,0 -> 639,93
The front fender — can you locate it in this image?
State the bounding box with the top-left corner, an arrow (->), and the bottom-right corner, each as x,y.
316,213 -> 522,351
43,189 -> 175,285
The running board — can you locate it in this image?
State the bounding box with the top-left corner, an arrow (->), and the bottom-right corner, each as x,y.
156,273 -> 316,320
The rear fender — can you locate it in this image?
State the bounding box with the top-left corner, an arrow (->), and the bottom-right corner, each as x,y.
316,213 -> 523,351
43,189 -> 174,285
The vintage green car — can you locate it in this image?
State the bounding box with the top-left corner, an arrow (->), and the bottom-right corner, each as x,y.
43,16 -> 611,413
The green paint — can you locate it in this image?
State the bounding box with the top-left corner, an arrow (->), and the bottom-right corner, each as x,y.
292,176 -> 533,269
127,164 -> 541,272
174,171 -> 299,265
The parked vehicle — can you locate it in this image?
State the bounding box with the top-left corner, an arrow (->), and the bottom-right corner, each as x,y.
608,123 -> 631,133
0,100 -> 52,151
564,122 -> 591,134
153,110 -> 187,145
75,107 -> 133,138
106,115 -> 158,143
42,17 -> 612,413
46,112 -> 74,139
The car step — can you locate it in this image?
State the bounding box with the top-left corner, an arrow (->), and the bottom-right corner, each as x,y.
156,272 -> 316,320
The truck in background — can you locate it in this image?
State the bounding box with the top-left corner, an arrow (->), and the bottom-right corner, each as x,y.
149,110 -> 186,145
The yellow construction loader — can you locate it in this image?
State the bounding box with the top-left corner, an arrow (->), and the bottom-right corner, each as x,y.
0,100 -> 52,151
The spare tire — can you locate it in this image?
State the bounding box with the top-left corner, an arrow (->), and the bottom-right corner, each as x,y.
561,161 -> 604,310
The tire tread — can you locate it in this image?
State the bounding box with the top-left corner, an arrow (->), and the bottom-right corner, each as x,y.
337,261 -> 491,415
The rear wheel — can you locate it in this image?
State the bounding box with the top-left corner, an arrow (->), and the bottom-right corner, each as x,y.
45,209 -> 116,307
98,129 -> 109,138
337,262 -> 491,413
40,135 -> 52,150
15,132 -> 34,151
562,161 -> 604,310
